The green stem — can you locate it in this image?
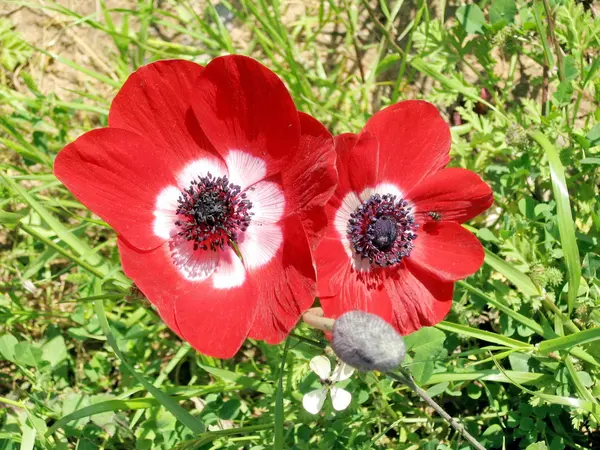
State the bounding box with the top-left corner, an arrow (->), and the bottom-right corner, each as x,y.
274,338 -> 290,450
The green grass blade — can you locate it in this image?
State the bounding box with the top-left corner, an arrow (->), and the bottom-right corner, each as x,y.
46,397 -> 163,436
538,327 -> 600,354
1,173 -> 129,285
436,321 -> 532,349
492,356 -> 600,414
424,370 -> 549,386
457,281 -> 544,336
94,300 -> 205,434
173,424 -> 273,449
484,249 -> 540,297
531,131 -> 581,315
564,357 -> 600,422
198,364 -> 274,395
19,424 -> 35,450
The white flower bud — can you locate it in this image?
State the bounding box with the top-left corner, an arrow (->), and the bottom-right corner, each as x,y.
331,310 -> 406,372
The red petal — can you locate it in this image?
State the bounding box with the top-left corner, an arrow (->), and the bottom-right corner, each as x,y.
282,112 -> 337,250
320,267 -> 393,325
247,214 -> 317,343
331,132 -> 379,206
384,262 -> 453,334
330,133 -> 358,207
118,238 -> 183,337
118,238 -> 258,358
109,59 -> 218,168
408,221 -> 485,282
190,55 -> 300,176
364,100 -> 451,193
407,168 -> 493,223
347,131 -> 379,194
54,128 -> 178,250
315,236 -> 350,298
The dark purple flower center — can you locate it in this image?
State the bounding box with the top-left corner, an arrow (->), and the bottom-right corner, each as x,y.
347,193 -> 418,267
175,174 -> 253,251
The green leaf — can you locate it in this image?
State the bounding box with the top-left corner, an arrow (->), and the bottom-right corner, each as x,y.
490,0 -> 517,25
456,4 -> 486,34
0,19 -> 33,71
586,123 -> 600,147
14,342 -> 43,367
526,443 -> 548,450
553,81 -> 574,105
0,334 -> 18,362
563,55 -> 578,81
404,327 -> 446,384
484,249 -> 540,296
41,335 -> 68,368
0,208 -> 27,229
531,131 -> 581,315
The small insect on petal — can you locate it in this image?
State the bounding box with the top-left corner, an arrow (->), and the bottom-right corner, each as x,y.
303,388 -> 328,414
330,387 -> 352,411
331,362 -> 355,383
310,355 -> 332,380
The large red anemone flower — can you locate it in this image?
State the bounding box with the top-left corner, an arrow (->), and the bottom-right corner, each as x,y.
316,100 -> 493,334
54,56 -> 336,358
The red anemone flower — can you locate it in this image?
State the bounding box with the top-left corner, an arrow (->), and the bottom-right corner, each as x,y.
54,56 -> 336,358
316,100 -> 493,334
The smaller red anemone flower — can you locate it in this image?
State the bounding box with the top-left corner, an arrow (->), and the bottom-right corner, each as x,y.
54,56 -> 336,358
316,100 -> 493,334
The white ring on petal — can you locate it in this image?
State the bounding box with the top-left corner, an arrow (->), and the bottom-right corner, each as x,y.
359,182 -> 404,202
334,192 -> 372,272
334,192 -> 361,245
176,158 -> 228,189
245,181 -> 285,225
211,247 -> 246,289
169,237 -> 219,282
153,186 -> 181,239
226,150 -> 267,191
303,388 -> 328,415
238,223 -> 282,271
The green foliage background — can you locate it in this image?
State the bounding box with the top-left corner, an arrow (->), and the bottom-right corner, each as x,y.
0,0 -> 599,449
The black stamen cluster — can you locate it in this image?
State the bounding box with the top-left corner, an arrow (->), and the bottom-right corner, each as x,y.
175,173 -> 252,251
347,193 -> 417,267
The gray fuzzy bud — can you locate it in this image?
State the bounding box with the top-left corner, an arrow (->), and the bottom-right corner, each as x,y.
331,310 -> 406,372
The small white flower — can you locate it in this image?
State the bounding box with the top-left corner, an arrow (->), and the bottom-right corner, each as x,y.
302,355 -> 354,414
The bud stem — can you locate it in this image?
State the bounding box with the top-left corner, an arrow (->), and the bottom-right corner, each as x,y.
389,369 -> 486,450
302,309 -> 486,449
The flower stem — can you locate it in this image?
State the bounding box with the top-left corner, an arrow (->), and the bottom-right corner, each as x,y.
388,370 -> 486,450
302,307 -> 334,332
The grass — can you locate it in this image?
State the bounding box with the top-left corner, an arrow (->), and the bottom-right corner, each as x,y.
1,0 -> 599,448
